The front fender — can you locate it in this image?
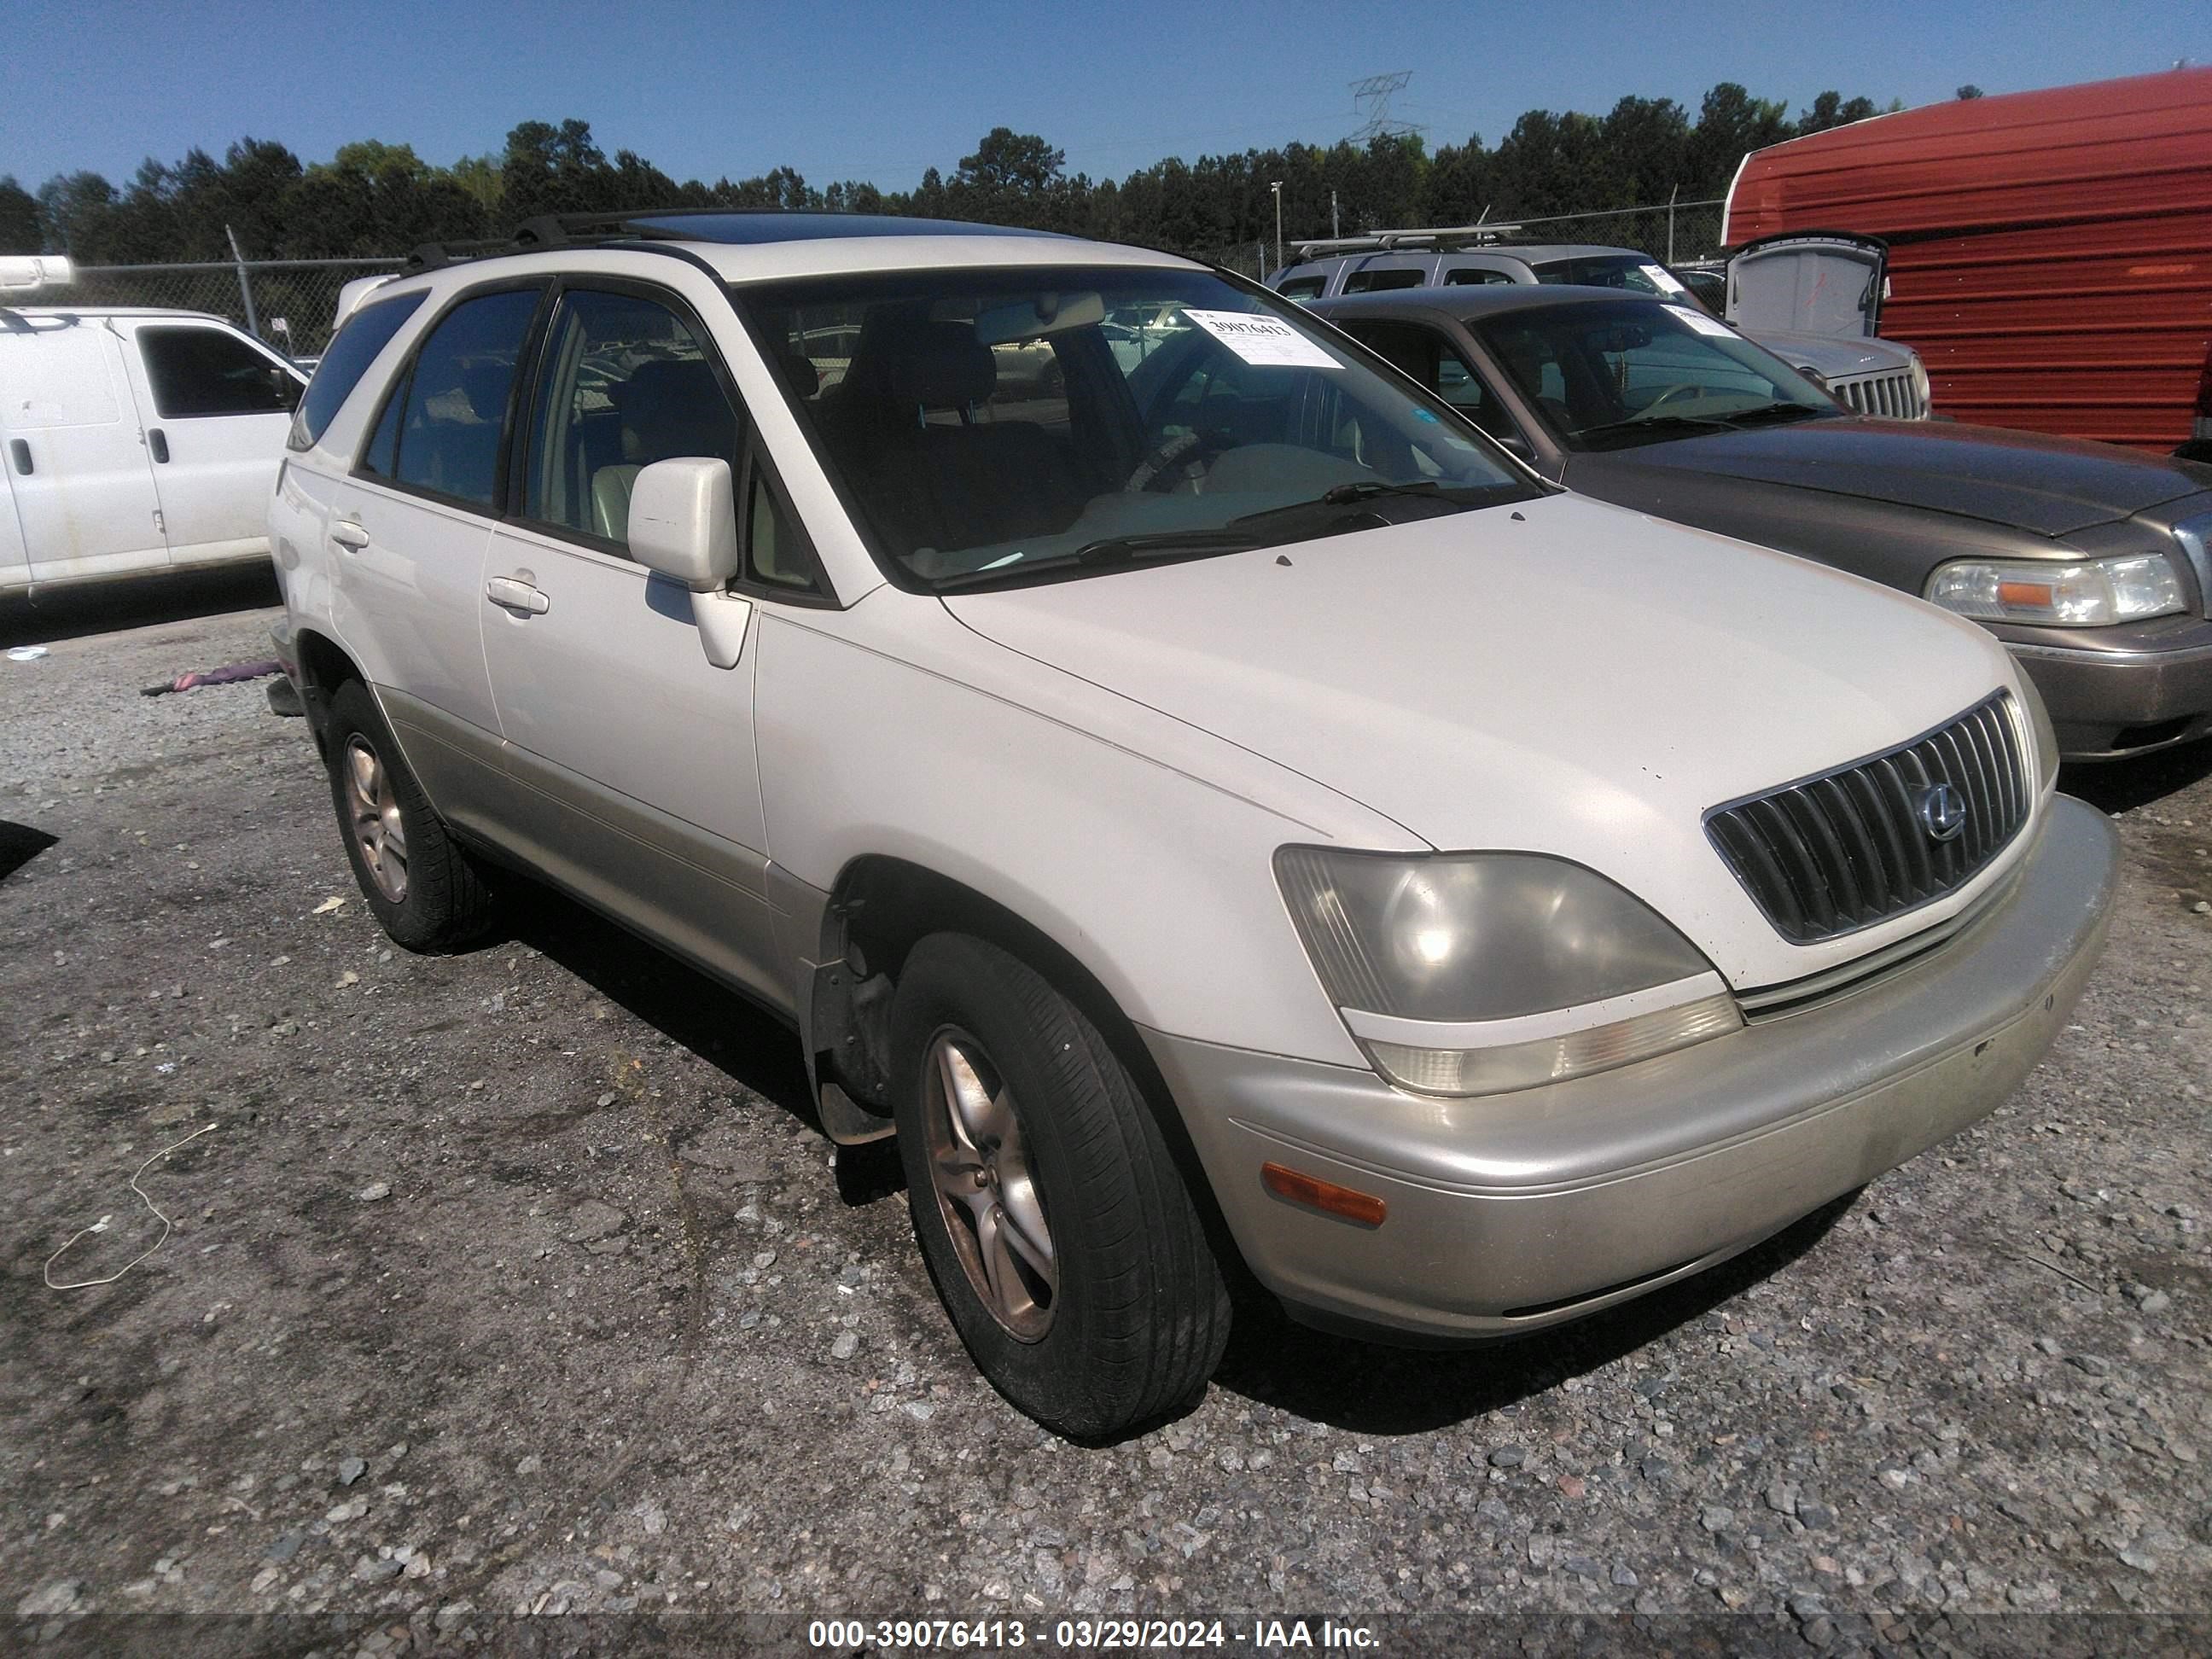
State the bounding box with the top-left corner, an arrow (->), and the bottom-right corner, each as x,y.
752,597 -> 1420,1067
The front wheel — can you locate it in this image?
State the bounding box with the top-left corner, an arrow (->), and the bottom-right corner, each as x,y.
890,933 -> 1230,1439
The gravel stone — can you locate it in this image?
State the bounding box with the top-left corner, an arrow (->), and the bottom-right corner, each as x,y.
564,1200 -> 626,1243
1487,1446 -> 1525,1468
2,595 -> 2207,1628
335,1457 -> 365,1487
15,1580 -> 83,1617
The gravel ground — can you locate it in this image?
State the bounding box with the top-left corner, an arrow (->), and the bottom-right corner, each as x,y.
2,595 -> 2208,1654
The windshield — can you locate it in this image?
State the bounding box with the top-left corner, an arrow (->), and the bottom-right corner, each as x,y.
734,265 -> 1537,589
1473,298 -> 1839,451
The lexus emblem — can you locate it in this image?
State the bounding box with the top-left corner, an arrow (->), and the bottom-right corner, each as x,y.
1917,783 -> 1969,843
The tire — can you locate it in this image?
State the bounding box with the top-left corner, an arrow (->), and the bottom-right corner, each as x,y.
890,932 -> 1230,1439
323,678 -> 494,952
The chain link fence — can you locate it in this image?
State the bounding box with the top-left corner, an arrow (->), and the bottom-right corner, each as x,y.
61,196 -> 1730,351
1200,196 -> 1729,278
64,258 -> 405,360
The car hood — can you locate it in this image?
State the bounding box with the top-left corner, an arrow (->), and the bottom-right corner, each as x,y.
943,492 -> 2017,984
1587,416 -> 2205,538
1742,329 -> 1917,378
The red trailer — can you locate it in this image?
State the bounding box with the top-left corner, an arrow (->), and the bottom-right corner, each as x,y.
1723,67 -> 2212,453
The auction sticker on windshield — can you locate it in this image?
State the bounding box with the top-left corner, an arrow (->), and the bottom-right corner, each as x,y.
1639,263 -> 1690,295
1181,310 -> 1341,369
1665,305 -> 1738,339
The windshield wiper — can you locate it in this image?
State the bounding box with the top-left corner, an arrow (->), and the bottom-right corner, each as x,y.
1724,402 -> 1832,427
933,531 -> 1258,591
1072,530 -> 1260,565
1229,480 -> 1498,533
1574,413 -> 1740,445
1577,404 -> 1832,446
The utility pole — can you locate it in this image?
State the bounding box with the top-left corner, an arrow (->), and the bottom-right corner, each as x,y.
1270,180 -> 1283,275
1331,189 -> 1340,239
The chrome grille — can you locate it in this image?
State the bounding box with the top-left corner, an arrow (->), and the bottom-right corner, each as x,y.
1836,369 -> 1923,419
1705,693 -> 2032,945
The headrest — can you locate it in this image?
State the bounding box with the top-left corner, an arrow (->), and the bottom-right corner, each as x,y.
457,360 -> 509,422
878,320 -> 996,410
616,356 -> 735,460
777,352 -> 820,399
619,356 -> 724,412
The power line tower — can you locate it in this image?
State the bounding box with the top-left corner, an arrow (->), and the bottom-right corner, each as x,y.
1349,72 -> 1422,142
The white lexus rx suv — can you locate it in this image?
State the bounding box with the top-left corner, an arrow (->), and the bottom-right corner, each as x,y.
267,210 -> 2117,1439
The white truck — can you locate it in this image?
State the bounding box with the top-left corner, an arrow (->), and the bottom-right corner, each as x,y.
1,254 -> 307,595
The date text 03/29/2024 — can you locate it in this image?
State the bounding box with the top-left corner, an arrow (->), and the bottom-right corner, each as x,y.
806,1618 -> 1382,1650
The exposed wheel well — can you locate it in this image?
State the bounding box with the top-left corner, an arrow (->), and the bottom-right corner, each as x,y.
819,855 -> 1248,1280
292,628 -> 362,758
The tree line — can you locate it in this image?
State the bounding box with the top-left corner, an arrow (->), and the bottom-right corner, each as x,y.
0,84 -> 1912,267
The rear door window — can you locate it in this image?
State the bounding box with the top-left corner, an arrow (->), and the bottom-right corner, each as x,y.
1342,267 -> 1428,294
369,287 -> 542,509
137,327 -> 297,418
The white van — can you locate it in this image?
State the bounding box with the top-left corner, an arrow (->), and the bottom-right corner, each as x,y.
1,255 -> 307,594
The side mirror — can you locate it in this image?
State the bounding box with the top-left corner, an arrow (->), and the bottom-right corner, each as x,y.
269,365 -> 303,410
629,457 -> 739,591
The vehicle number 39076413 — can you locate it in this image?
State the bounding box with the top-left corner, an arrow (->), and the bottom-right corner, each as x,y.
806,1619 -> 1233,1649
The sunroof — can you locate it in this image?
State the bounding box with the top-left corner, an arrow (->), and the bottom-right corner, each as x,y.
624,212 -> 1065,245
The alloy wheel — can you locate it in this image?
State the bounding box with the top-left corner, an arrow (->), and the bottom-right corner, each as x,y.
343,735 -> 409,904
921,1027 -> 1057,1341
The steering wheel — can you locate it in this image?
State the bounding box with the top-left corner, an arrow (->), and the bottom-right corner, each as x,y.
1125,428 -> 1231,493
1637,382 -> 1703,417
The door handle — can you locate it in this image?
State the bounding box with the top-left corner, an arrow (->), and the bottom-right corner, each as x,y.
148,428 -> 169,464
329,520 -> 370,550
7,438 -> 28,475
485,575 -> 550,615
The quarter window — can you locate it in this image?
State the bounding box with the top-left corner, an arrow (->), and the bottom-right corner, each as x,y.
522,288 -> 743,549
138,327 -> 298,419
747,469 -> 819,591
290,291 -> 425,451
374,288 -> 540,509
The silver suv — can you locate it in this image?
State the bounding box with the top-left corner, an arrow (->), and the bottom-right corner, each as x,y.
270,211 -> 2111,1438
1270,230 -> 1930,418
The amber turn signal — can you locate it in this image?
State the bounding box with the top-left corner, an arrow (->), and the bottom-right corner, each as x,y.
1261,1161 -> 1387,1227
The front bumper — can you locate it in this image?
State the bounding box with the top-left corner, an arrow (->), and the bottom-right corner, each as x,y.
1998,616 -> 2212,759
1144,794 -> 2117,1343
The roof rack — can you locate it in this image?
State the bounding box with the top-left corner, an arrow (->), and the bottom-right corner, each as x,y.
1289,223 -> 1527,263
400,207 -> 723,273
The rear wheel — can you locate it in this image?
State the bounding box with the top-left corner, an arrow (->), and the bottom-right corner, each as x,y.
890,932 -> 1230,1440
323,679 -> 494,951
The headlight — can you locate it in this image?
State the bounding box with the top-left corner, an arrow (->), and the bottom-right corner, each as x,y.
1274,847 -> 1741,1097
1908,355 -> 1931,416
1925,554 -> 2185,626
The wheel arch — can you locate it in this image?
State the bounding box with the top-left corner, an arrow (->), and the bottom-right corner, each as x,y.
291,625 -> 365,759
808,852 -> 1249,1278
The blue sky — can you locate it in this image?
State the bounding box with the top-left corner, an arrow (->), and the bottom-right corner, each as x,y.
2,0 -> 2203,195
